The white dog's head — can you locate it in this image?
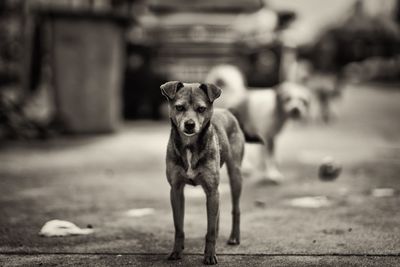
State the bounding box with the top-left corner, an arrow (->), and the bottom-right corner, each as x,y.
277,82 -> 311,120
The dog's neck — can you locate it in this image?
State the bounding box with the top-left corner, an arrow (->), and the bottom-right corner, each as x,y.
170,119 -> 212,173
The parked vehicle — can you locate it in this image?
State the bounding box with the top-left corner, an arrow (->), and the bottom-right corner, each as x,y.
144,0 -> 295,87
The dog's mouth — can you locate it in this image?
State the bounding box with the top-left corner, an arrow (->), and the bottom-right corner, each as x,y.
182,121 -> 197,136
183,131 -> 196,137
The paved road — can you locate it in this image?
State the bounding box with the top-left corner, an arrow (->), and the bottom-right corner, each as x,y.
0,84 -> 399,266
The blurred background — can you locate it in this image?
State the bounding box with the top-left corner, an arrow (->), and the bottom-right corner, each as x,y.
1,1 -> 400,265
0,0 -> 399,136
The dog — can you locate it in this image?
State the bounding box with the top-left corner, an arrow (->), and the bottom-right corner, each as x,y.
205,65 -> 311,183
161,81 -> 245,265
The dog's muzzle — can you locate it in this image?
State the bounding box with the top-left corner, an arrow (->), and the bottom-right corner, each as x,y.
183,120 -> 196,135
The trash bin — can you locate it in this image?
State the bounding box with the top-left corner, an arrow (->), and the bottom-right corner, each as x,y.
43,9 -> 128,133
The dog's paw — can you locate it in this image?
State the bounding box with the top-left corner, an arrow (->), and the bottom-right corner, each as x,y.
227,236 -> 240,245
203,254 -> 218,265
167,251 -> 182,261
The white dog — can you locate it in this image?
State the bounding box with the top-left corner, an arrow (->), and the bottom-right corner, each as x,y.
206,64 -> 311,183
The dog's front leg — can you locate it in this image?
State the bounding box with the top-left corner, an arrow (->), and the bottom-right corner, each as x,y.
203,182 -> 219,265
168,182 -> 185,260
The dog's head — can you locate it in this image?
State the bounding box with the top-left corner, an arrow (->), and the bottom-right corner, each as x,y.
160,81 -> 221,137
277,82 -> 311,120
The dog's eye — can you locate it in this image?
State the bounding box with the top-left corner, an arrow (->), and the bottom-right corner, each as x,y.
284,97 -> 291,103
301,99 -> 309,106
175,105 -> 185,112
197,106 -> 206,113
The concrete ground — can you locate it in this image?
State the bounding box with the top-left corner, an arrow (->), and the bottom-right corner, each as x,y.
0,83 -> 400,266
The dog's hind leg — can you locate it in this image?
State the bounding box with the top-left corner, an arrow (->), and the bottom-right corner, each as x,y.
226,159 -> 242,245
226,133 -> 244,245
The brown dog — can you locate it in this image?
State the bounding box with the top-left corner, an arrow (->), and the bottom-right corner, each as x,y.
161,81 -> 245,265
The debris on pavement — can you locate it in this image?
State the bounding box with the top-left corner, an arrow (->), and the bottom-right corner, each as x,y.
371,188 -> 395,198
288,196 -> 331,208
319,156 -> 342,181
254,200 -> 266,208
322,228 -> 346,235
39,219 -> 94,237
125,208 -> 155,217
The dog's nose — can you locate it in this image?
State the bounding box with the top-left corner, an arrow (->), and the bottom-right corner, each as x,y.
290,108 -> 301,119
184,120 -> 195,131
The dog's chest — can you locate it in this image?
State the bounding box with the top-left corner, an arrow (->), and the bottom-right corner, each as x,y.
185,149 -> 196,179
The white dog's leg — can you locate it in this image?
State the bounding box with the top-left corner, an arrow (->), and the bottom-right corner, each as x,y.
255,144 -> 266,172
264,138 -> 284,183
252,138 -> 283,184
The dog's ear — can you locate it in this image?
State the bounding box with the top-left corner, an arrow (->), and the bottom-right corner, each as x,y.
275,82 -> 291,100
160,81 -> 184,100
199,83 -> 222,103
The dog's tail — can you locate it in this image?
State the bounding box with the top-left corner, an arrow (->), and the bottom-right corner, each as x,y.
205,65 -> 247,109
